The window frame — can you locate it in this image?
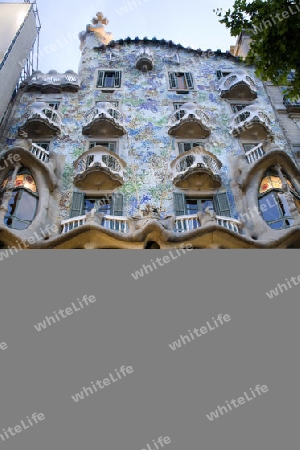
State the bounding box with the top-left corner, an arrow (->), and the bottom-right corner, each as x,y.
96,70 -> 122,90
168,71 -> 194,92
87,140 -> 118,154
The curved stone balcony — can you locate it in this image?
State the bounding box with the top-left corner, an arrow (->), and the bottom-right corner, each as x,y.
82,102 -> 126,137
230,105 -> 273,140
135,49 -> 154,71
168,102 -> 211,138
19,102 -> 62,138
219,69 -> 257,100
73,146 -> 126,190
170,146 -> 222,189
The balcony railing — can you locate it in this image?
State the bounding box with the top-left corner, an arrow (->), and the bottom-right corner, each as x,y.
219,69 -> 257,99
61,215 -> 87,233
230,105 -> 272,137
73,146 -> 126,190
82,102 -> 126,136
168,102 -> 211,138
19,102 -> 62,136
174,214 -> 241,234
170,146 -> 222,189
61,215 -> 129,234
244,143 -> 265,164
29,143 -> 49,163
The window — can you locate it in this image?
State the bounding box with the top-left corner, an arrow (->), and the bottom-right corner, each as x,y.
89,141 -> 116,152
178,142 -> 202,154
174,192 -> 231,217
0,168 -> 38,230
258,170 -> 300,230
216,70 -> 232,80
70,192 -> 124,218
47,101 -> 60,110
97,71 -> 122,89
169,72 -> 194,91
231,104 -> 246,113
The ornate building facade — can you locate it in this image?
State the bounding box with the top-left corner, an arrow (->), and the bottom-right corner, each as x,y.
1,12 -> 300,249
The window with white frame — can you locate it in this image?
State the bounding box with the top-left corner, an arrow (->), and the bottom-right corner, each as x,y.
169,72 -> 194,91
96,71 -> 122,89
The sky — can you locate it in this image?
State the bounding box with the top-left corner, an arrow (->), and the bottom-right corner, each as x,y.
5,0 -> 236,73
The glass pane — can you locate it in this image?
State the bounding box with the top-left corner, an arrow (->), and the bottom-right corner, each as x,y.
186,199 -> 198,215
199,199 -> 213,212
104,73 -> 114,87
15,191 -> 37,222
259,193 -> 282,222
176,74 -> 186,89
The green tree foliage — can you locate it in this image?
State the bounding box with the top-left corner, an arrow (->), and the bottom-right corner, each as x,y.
214,0 -> 300,98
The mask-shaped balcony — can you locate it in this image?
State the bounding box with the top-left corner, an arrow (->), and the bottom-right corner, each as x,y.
19,102 -> 62,138
170,146 -> 222,189
219,69 -> 257,100
73,146 -> 126,190
230,105 -> 273,140
135,49 -> 154,72
168,103 -> 211,138
82,102 -> 126,137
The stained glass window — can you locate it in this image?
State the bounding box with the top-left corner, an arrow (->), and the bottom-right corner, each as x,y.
258,170 -> 298,230
0,168 -> 38,230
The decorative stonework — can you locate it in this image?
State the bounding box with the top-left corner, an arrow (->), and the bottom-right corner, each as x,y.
25,70 -> 80,93
79,12 -> 113,47
219,69 -> 257,100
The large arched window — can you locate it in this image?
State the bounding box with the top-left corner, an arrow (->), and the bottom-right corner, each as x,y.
0,168 -> 38,230
258,170 -> 300,230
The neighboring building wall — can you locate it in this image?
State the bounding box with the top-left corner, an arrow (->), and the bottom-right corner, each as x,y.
0,3 -> 37,123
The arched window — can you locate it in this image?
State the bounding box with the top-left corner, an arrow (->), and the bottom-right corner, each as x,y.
0,168 -> 38,230
258,170 -> 300,230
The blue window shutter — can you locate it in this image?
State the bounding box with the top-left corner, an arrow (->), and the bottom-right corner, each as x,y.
114,71 -> 121,87
97,71 -> 105,88
111,193 -> 124,216
169,72 -> 177,89
185,72 -> 194,89
173,192 -> 186,216
213,192 -> 231,217
70,192 -> 84,218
